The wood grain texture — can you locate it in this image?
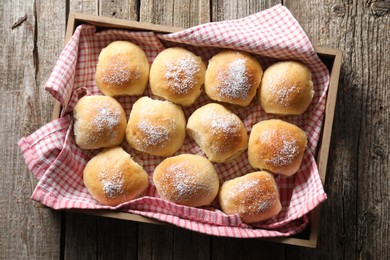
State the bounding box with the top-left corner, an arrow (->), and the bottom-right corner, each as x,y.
99,0 -> 139,20
63,213 -> 138,259
212,0 -> 280,20
140,0 -> 210,27
3,0 -> 389,258
211,237 -> 285,260
0,0 -> 64,259
285,0 -> 390,259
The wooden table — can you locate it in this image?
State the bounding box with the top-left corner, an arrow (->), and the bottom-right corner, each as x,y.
1,1 -> 389,259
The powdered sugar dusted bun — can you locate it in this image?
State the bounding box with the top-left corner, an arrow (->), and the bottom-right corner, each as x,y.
83,146 -> 149,206
73,95 -> 127,150
260,61 -> 314,115
126,97 -> 186,157
187,103 -> 248,163
218,171 -> 282,224
205,50 -> 263,106
149,47 -> 206,106
95,41 -> 149,96
248,119 -> 307,176
153,154 -> 219,207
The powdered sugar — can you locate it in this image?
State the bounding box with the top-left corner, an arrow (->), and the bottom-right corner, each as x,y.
268,138 -> 299,166
165,55 -> 200,94
203,109 -> 241,135
261,130 -> 299,167
217,58 -> 251,100
136,120 -> 171,147
100,57 -> 140,86
99,168 -> 124,198
85,101 -> 122,143
165,163 -> 196,200
92,103 -> 121,131
226,176 -> 275,213
158,162 -> 214,203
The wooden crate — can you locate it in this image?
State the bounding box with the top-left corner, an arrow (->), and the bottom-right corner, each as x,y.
55,13 -> 342,248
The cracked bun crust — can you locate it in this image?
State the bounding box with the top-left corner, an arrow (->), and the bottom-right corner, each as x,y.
187,103 -> 248,163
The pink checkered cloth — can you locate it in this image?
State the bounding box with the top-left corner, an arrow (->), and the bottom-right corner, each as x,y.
18,5 -> 328,238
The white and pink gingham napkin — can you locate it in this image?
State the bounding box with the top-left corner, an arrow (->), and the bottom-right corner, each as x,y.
18,5 -> 329,238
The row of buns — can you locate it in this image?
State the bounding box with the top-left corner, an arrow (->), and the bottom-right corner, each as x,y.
77,40 -> 313,224
95,41 -> 314,115
84,148 -> 282,224
74,96 -> 307,176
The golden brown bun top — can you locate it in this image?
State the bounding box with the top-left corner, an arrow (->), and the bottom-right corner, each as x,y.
218,171 -> 282,223
126,96 -> 186,157
83,146 -> 149,206
205,50 -> 263,106
186,103 -> 248,163
248,119 -> 307,176
260,61 -> 314,115
95,41 -> 149,96
73,95 -> 127,150
153,154 -> 219,207
149,47 -> 206,106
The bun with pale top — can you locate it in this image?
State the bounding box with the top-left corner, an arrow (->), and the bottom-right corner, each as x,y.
125,97 -> 186,157
73,95 -> 127,150
205,50 -> 263,106
187,103 -> 248,163
153,154 -> 219,207
259,61 -> 314,115
83,146 -> 149,206
95,41 -> 149,96
219,171 -> 282,223
248,119 -> 307,176
149,47 -> 206,106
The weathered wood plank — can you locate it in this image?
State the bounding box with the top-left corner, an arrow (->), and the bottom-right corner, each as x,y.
63,213 -> 138,259
211,237 -> 285,260
100,0 -> 139,20
285,0 -> 390,259
69,0 -> 99,14
140,0 -> 210,27
0,0 -> 65,259
212,0 -> 280,21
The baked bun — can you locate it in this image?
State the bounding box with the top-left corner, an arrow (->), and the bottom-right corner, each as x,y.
218,171 -> 282,223
248,119 -> 307,176
83,146 -> 149,206
259,61 -> 314,115
153,154 -> 219,207
126,97 -> 186,157
95,41 -> 149,96
205,50 -> 263,106
187,103 -> 248,163
149,47 -> 206,106
73,95 -> 127,149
